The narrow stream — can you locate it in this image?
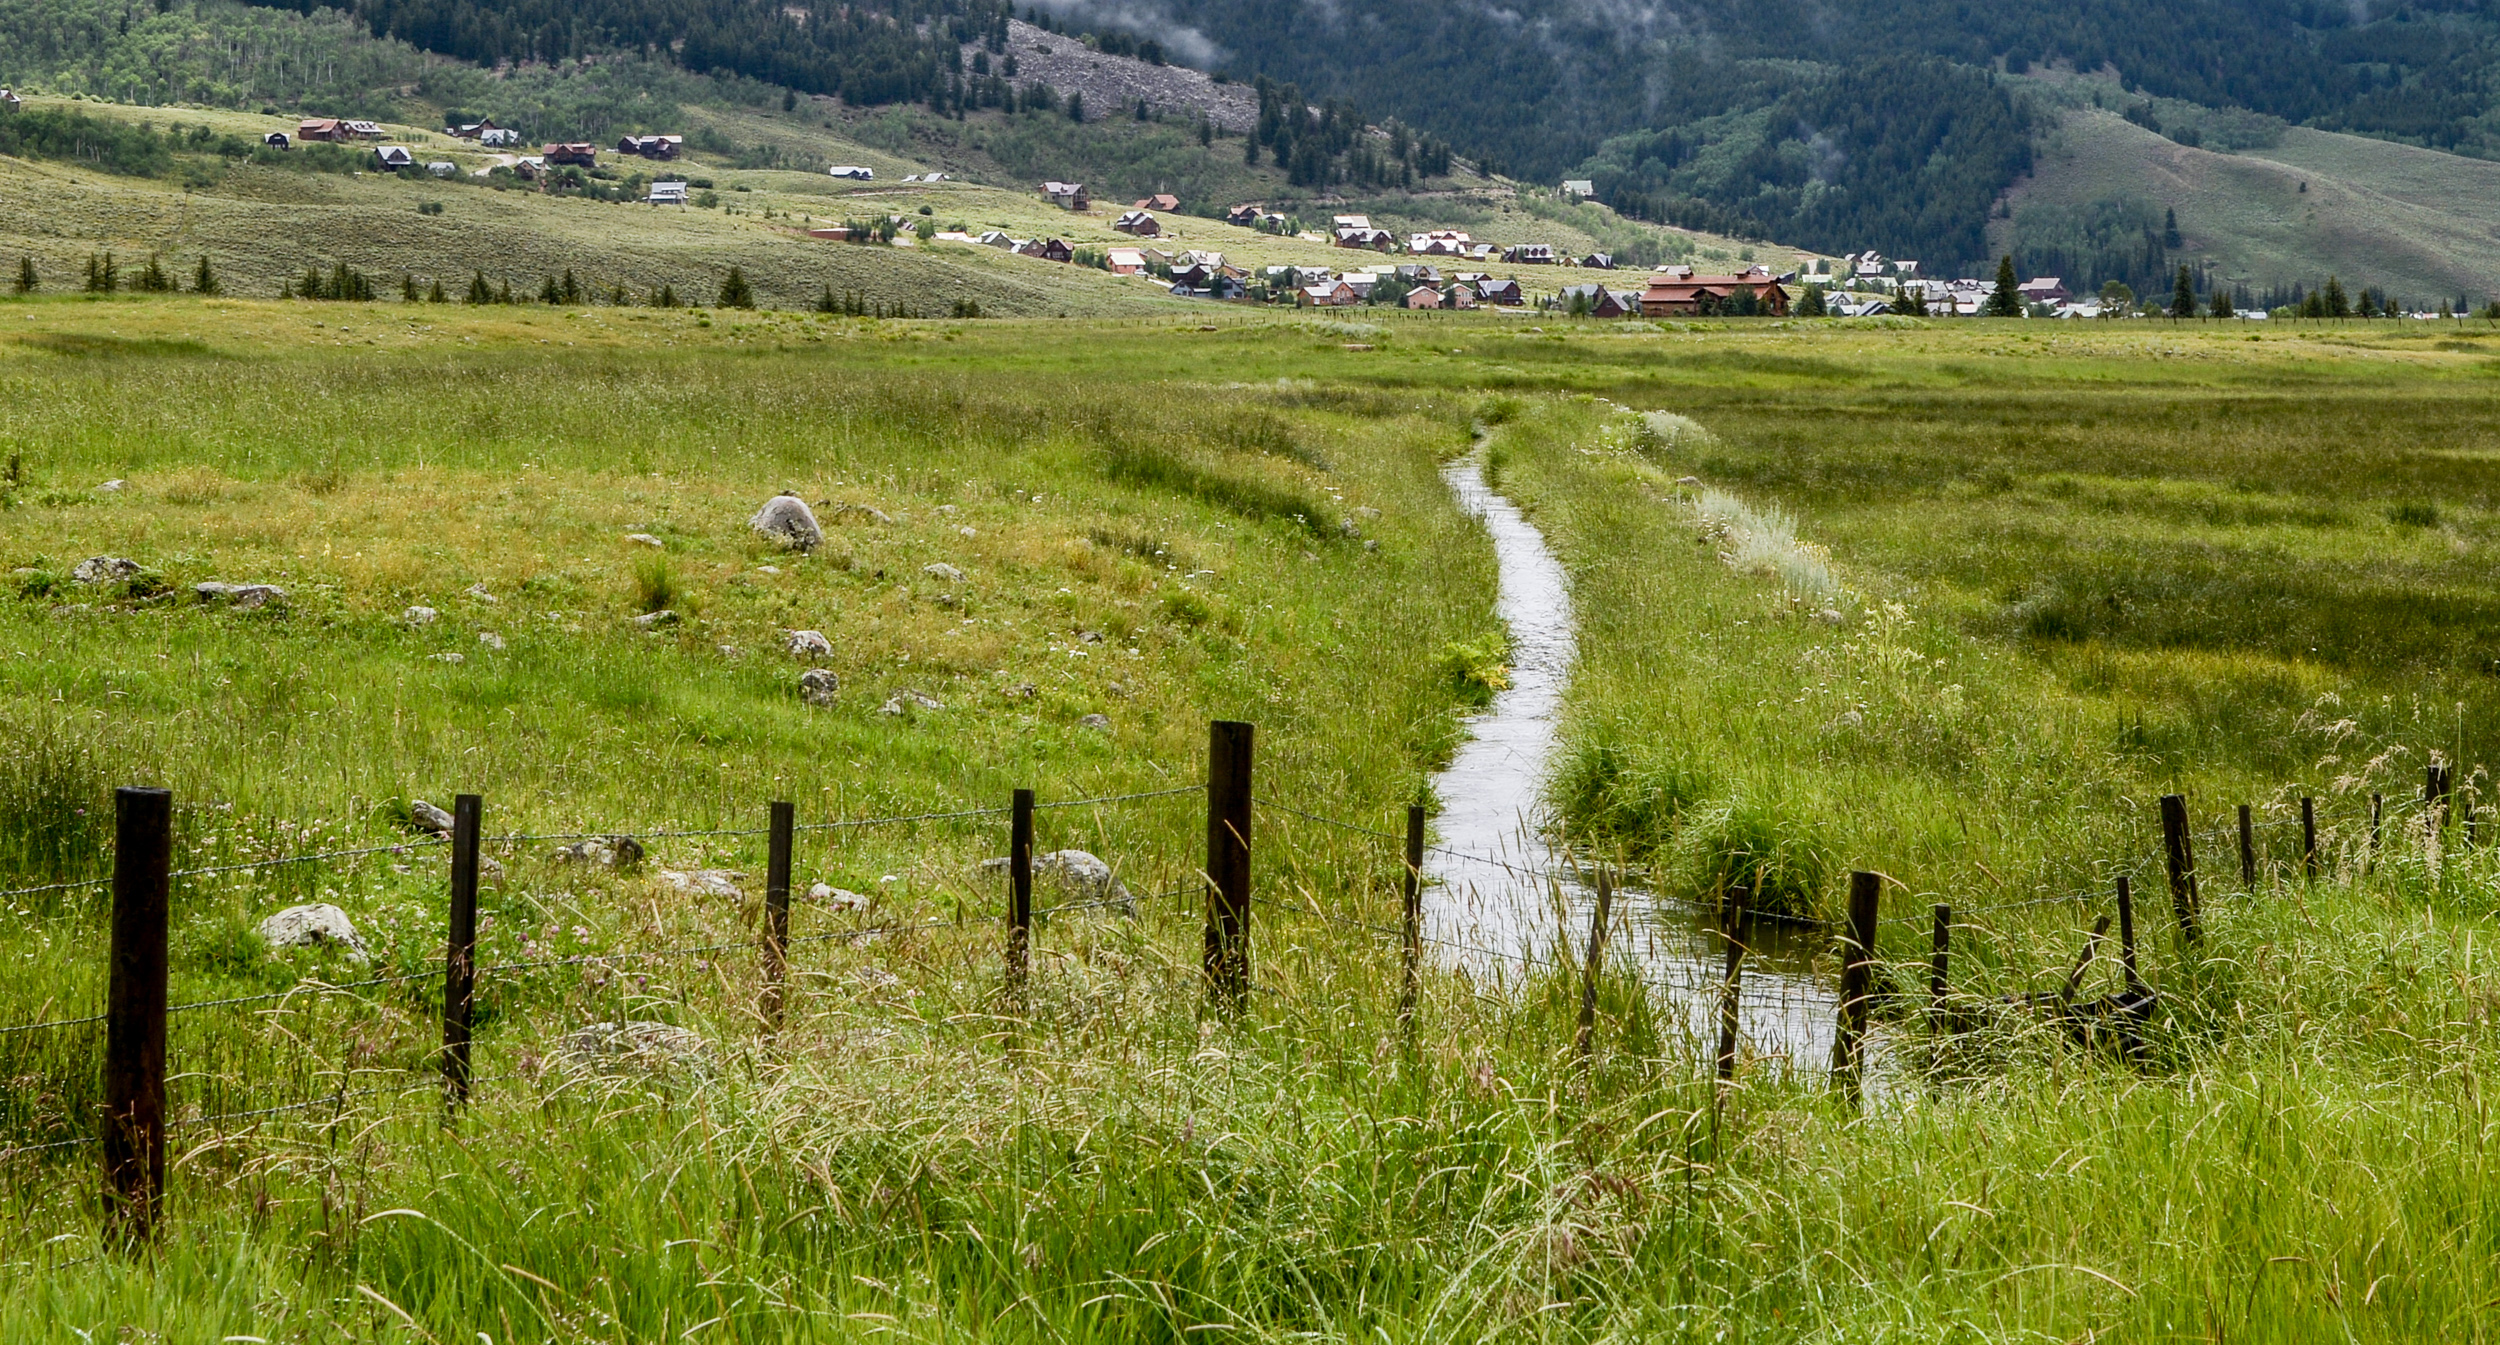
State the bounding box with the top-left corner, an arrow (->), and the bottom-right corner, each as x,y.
1426,448 -> 1843,1073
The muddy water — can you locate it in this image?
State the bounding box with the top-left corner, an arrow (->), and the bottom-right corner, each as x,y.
1426,449 -> 1842,1072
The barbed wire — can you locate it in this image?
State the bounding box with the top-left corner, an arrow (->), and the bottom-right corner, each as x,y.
1036,786 -> 1205,810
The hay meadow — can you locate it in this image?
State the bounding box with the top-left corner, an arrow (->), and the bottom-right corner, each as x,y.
8,294 -> 2500,1340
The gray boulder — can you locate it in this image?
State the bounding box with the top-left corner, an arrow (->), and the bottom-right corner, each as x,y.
786,629 -> 834,659
800,669 -> 841,705
808,882 -> 871,911
879,688 -> 943,716
980,849 -> 1134,916
749,495 -> 824,551
553,835 -> 646,868
1078,713 -> 1112,732
72,557 -> 140,585
922,562 -> 964,584
403,605 -> 439,626
196,582 -> 287,610
257,904 -> 368,959
633,610 -> 679,628
627,533 -> 664,548
560,1021 -> 713,1078
659,868 -> 745,898
409,799 -> 455,835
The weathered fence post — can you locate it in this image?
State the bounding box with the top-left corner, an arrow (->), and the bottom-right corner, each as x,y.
2116,874 -> 2139,988
2428,765 -> 2452,855
1715,888 -> 1748,1086
2159,794 -> 2201,944
2367,791 -> 2383,872
1929,903 -> 1951,1033
102,786 -> 172,1240
1398,804 -> 1424,1037
1574,866 -> 1613,1069
1831,871 -> 1881,1101
443,793 -> 480,1109
760,800 -> 793,1035
2237,804 -> 2256,890
2300,796 -> 2319,881
1202,721 -> 1254,1011
1006,788 -> 1033,1003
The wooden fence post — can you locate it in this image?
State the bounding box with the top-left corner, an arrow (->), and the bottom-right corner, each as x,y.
1574,866 -> 1613,1069
443,793 -> 480,1109
1202,721 -> 1253,1011
2367,791 -> 2383,872
2158,794 -> 2200,944
1006,788 -> 1033,1003
1715,888 -> 1748,1086
102,786 -> 172,1240
2237,805 -> 2256,890
1831,871 -> 1881,1101
2116,874 -> 2139,989
760,800 -> 792,1035
1929,903 -> 1951,1033
1398,804 -> 1424,1036
2300,796 -> 2318,881
2428,765 -> 2452,854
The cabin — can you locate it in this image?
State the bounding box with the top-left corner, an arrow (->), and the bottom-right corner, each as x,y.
373,145 -> 417,170
648,180 -> 690,205
1505,243 -> 1557,265
297,119 -> 349,143
479,128 -> 521,147
261,132 -> 290,149
976,230 -> 1019,249
2018,277 -> 2069,305
1394,263 -> 1442,286
1105,247 -> 1149,276
808,226 -> 853,240
617,134 -> 683,160
1578,252 -> 1615,270
426,161 -> 457,177
1334,226 -> 1394,251
1226,204 -> 1267,227
1409,230 -> 1472,256
448,119 -> 497,139
1297,279 -> 1359,307
1637,270 -> 1791,317
1171,275 -> 1247,300
0,89 -> 20,111
1040,180 -> 1089,210
1445,283 -> 1479,309
1560,179 -> 1595,199
1475,278 -> 1524,305
1112,210 -> 1160,237
1020,238 -> 1072,263
344,120 -> 384,140
1134,193 -> 1181,212
827,165 -> 876,180
1337,272 -> 1380,300
1558,283 -> 1635,318
1402,286 -> 1443,310
543,143 -> 597,167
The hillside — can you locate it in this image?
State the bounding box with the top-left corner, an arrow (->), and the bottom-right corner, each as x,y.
1998,98 -> 2500,306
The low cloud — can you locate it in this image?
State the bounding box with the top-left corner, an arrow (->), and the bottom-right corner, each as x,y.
1031,0 -> 1228,68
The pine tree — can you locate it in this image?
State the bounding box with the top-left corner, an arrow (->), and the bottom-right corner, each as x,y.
1797,284 -> 1827,318
816,283 -> 839,313
496,279 -> 513,304
2356,289 -> 2377,319
429,278 -> 447,303
538,274 -> 562,304
2163,207 -> 2182,250
717,266 -> 754,308
1986,255 -> 2022,317
2209,286 -> 2232,319
1067,91 -> 1084,123
2324,275 -> 2350,318
1896,285 -> 1926,317
656,283 -> 679,308
135,254 -> 172,293
1198,115 -> 1213,147
1244,136 -> 1259,166
560,269 -> 580,304
608,285 -> 627,305
2302,289 -> 2326,319
15,256 -> 34,294
1135,97 -> 1149,121
2171,264 -> 2196,319
192,254 -> 219,295
466,271 -> 493,304
402,272 -> 419,302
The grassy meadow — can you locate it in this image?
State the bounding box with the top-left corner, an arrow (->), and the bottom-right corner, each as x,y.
7,295 -> 2500,1340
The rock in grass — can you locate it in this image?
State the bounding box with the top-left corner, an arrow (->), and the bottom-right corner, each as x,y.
879,688 -> 943,716
466,583 -> 500,604
634,610 -> 679,628
1078,713 -> 1112,732
922,562 -> 964,584
808,882 -> 871,911
980,850 -> 1134,916
431,652 -> 466,665
786,629 -> 834,659
554,835 -> 646,868
72,556 -> 140,585
749,495 -> 824,551
257,903 -> 367,959
627,533 -> 664,548
403,605 -> 439,626
560,1021 -> 712,1078
800,669 -> 841,705
95,479 -> 126,493
660,868 -> 746,898
196,582 -> 287,610
410,799 -> 455,835
478,631 -> 505,650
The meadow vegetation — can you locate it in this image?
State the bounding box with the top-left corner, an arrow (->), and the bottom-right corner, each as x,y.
6,298 -> 2500,1339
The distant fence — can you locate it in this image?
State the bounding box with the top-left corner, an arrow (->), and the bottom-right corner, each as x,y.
0,718 -> 2464,1239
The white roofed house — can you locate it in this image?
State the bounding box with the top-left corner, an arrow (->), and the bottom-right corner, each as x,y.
1040,181 -> 1089,209
1560,179 -> 1595,199
373,145 -> 417,169
1104,247 -> 1149,275
647,179 -> 690,205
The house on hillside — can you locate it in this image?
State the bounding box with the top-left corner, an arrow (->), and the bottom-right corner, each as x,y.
1639,268 -> 1791,316
1558,283 -> 1635,318
426,160 -> 457,177
618,134 -> 683,160
1394,263 -> 1442,286
1172,275 -> 1247,300
1561,179 -> 1595,199
0,89 -> 21,111
1475,277 -> 1524,306
1403,286 -> 1444,309
1505,243 -> 1557,265
297,119 -> 349,142
648,180 -> 690,205
344,120 -> 384,139
373,145 -> 417,170
1331,214 -> 1372,231
1023,238 -> 1074,262
449,118 -> 499,139
262,131 -> 290,149
2018,277 -> 2069,305
976,231 -> 1019,249
1409,230 -> 1472,256
1298,279 -> 1359,307
1578,252 -> 1615,270
1338,272 -> 1380,301
827,165 -> 876,180
1041,181 -> 1089,209
1335,226 -> 1395,251
543,143 -> 597,166
1105,247 -> 1149,275
1135,193 -> 1180,211
1112,210 -> 1160,236
1226,204 -> 1268,227
479,128 -> 521,147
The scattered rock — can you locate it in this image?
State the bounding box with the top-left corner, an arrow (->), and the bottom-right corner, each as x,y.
1827,709 -> 1866,731
553,835 -> 645,868
1079,630 -> 1104,643
808,882 -> 871,911
749,494 -> 824,551
479,855 -> 506,886
659,868 -> 746,898
879,688 -> 943,715
559,1021 -> 713,1078
1078,713 -> 1112,732
922,562 -> 964,584
195,582 -> 287,610
958,526 -> 977,538
1338,518 -> 1362,539
72,556 -> 141,585
1354,506 -> 1381,520
409,799 -> 456,835
832,502 -> 892,526
717,645 -> 739,657
1676,476 -> 1702,487
626,533 -> 664,548
95,479 -> 126,493
477,631 -> 505,650
1363,539 -> 1379,553
466,583 -> 499,604
785,629 -> 834,659
633,610 -> 679,628
256,904 -> 367,959
936,505 -> 957,515
1003,682 -> 1037,699
800,668 -> 841,705
1813,608 -> 1847,625
756,565 -> 781,576
403,605 -> 439,626
981,849 -> 1134,915
430,652 -> 466,665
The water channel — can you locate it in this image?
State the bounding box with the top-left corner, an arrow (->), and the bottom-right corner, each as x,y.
1424,448 -> 1842,1072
